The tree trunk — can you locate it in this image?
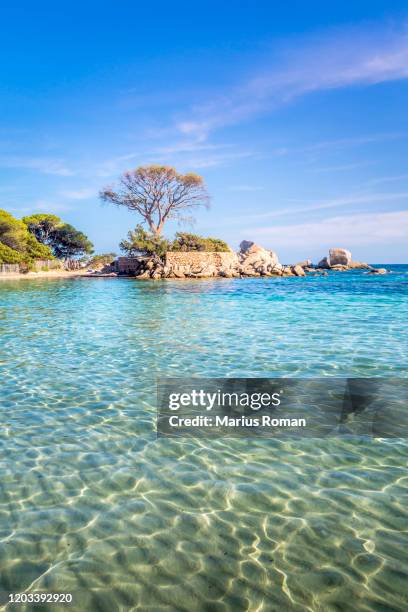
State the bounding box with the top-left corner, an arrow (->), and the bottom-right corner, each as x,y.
147,218 -> 161,237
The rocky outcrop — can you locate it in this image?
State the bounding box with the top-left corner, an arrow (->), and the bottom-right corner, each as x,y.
105,243 -> 375,280
318,249 -> 371,271
348,261 -> 372,270
291,265 -> 306,277
238,242 -> 282,276
110,243 -> 284,280
294,259 -> 312,268
317,256 -> 330,269
368,268 -> 388,275
328,248 -> 352,267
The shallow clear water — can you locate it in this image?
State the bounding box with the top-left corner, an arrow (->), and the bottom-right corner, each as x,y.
0,268 -> 407,611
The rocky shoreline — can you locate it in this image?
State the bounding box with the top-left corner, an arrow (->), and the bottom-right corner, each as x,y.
89,244 -> 387,280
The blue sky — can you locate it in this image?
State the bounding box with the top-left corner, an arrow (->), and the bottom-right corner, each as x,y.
1,1 -> 408,262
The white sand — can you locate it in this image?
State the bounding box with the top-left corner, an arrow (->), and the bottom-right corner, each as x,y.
0,269 -> 90,281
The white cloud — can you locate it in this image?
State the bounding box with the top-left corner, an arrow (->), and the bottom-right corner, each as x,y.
32,200 -> 71,213
60,188 -> 96,200
310,161 -> 376,173
177,150 -> 255,169
152,142 -> 232,155
363,173 -> 408,186
0,156 -> 74,176
176,23 -> 408,139
94,147 -> 255,176
238,192 -> 408,221
246,210 -> 408,249
228,185 -> 264,192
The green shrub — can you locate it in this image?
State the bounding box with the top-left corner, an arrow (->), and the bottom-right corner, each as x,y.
120,226 -> 169,258
170,232 -> 230,252
87,253 -> 117,268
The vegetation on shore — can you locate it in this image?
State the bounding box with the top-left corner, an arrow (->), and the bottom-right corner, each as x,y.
119,226 -> 229,258
0,209 -> 53,266
0,209 -> 93,267
171,232 -> 230,253
86,253 -> 117,268
23,214 -> 93,259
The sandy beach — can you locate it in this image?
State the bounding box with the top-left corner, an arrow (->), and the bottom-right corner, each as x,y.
0,269 -> 90,280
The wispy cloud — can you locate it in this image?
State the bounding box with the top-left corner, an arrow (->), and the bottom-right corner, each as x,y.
265,133 -> 403,160
228,185 -> 264,192
95,146 -> 255,177
151,142 -> 233,155
310,161 -> 376,173
171,150 -> 255,169
176,22 -> 408,139
246,210 -> 408,249
362,173 -> 408,186
95,153 -> 141,177
0,156 -> 74,176
32,200 -> 72,212
59,188 -> 96,200
237,191 -> 408,222
298,134 -> 402,153
148,142 -> 254,169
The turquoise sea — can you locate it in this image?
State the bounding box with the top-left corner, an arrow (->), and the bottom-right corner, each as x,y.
0,267 -> 407,611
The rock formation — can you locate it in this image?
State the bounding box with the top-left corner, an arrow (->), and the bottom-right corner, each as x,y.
328,248 -> 352,267
238,242 -> 283,277
368,268 -> 387,275
294,259 -> 312,268
318,248 -> 371,271
94,242 -> 378,280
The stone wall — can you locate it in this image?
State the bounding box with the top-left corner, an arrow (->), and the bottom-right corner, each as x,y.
116,256 -> 148,274
165,251 -> 239,276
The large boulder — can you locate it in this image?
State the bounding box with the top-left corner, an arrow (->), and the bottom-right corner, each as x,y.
318,249 -> 370,270
317,257 -> 330,269
291,265 -> 306,277
369,268 -> 387,275
239,242 -> 281,276
294,259 -> 312,268
239,240 -> 255,253
328,248 -> 352,267
348,261 -> 372,270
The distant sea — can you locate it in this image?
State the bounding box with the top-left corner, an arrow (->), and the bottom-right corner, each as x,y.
0,266 -> 407,610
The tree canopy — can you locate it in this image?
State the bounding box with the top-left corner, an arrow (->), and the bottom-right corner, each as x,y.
0,209 -> 94,264
22,213 -> 93,259
0,209 -> 53,263
50,224 -> 94,259
22,214 -> 61,244
0,209 -> 30,252
100,165 -> 209,237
